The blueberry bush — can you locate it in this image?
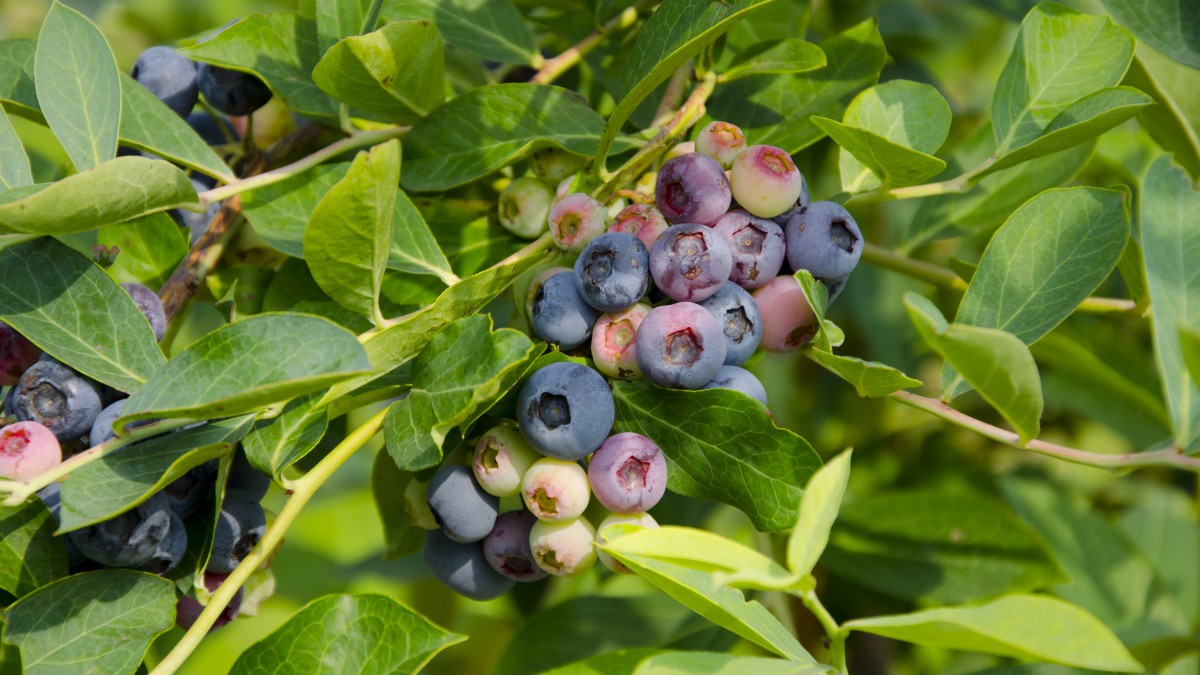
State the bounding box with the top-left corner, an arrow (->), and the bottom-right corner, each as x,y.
1,0 -> 1199,673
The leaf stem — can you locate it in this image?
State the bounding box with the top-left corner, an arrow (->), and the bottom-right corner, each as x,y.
360,0 -> 385,34
798,589 -> 847,674
530,5 -> 643,85
889,390 -> 1200,473
149,407 -> 390,675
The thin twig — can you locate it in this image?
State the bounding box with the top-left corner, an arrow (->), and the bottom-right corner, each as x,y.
530,4 -> 643,85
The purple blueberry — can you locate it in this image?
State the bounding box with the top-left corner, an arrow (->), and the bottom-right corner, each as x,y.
550,192 -> 608,252
529,517 -> 596,577
650,223 -> 733,302
472,421 -> 540,498
596,511 -> 658,574
730,145 -> 805,219
516,362 -> 614,461
131,46 -> 198,118
531,271 -> 600,350
703,365 -> 768,406
785,202 -> 864,281
635,303 -> 727,389
177,573 -> 242,631
752,275 -> 820,352
67,492 -> 173,568
655,153 -> 731,225
13,359 -> 103,443
482,510 -> 547,582
0,421 -> 61,481
698,283 -> 762,366
0,322 -> 41,386
574,232 -> 650,313
609,204 -> 670,250
587,433 -> 667,514
499,177 -> 553,239
197,63 -> 272,116
695,121 -> 747,169
207,489 -> 266,573
591,304 -> 650,381
713,211 -> 786,289
426,465 -> 499,544
520,457 -> 590,521
423,529 -> 515,600
140,511 -> 188,576
120,283 -> 167,342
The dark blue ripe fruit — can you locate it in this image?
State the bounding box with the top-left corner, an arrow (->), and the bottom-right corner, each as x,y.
186,111 -> 238,146
131,46 -> 199,118
423,529 -> 515,600
207,489 -> 267,574
531,271 -> 600,350
36,483 -> 86,567
197,63 -> 272,116
698,283 -> 763,366
13,359 -> 103,443
121,283 -> 167,342
703,365 -> 768,406
785,202 -> 864,281
649,223 -> 733,302
516,362 -> 614,461
426,465 -> 499,544
713,210 -> 786,290
67,491 -> 173,568
140,511 -> 188,576
574,232 -> 650,312
635,303 -> 727,390
482,510 -> 547,582
163,460 -> 218,519
175,176 -> 222,244
228,450 -> 270,501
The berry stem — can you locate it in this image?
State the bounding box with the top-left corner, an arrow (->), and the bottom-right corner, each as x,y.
797,589 -> 847,673
530,4 -> 644,85
149,407 -> 390,675
360,0 -> 385,34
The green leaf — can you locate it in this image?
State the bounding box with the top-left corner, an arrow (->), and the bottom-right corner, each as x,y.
243,163 -> 351,257
389,189 -> 456,283
992,3 -> 1134,154
315,0 -> 373,54
313,21 -> 444,124
906,294 -> 1043,444
371,448 -> 427,560
722,39 -> 826,81
181,14 -> 336,119
383,0 -> 536,65
0,238 -> 165,392
803,349 -> 922,397
402,83 -> 621,192
1100,0 -> 1200,70
0,108 -> 32,189
243,393 -> 330,484
58,416 -> 252,532
787,449 -> 851,578
1183,328 -> 1200,392
815,117 -> 946,192
981,87 -> 1153,176
33,2 -> 120,171
96,213 -> 188,289
708,18 -> 886,154
384,315 -> 539,471
824,490 -> 1065,605
228,593 -> 464,674
637,653 -> 828,674
1117,486 -> 1200,627
121,313 -> 370,423
0,38 -> 38,119
0,501 -> 67,597
1125,43 -> 1200,178
612,382 -> 822,532
844,594 -> 1142,671
600,526 -> 794,590
304,139 -> 399,325
596,0 -> 778,170
536,649 -> 667,675
0,156 -> 197,234
599,552 -> 816,663
116,74 -> 233,182
1141,156 -> 1200,451
3,570 -> 176,675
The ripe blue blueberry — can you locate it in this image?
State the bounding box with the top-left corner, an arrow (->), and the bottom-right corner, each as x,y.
36,483 -> 86,567
120,283 -> 168,342
174,177 -> 221,245
207,489 -> 267,573
530,517 -> 596,577
423,529 -> 515,600
482,510 -> 547,582
426,464 -> 499,544
785,202 -> 864,281
587,433 -> 667,514
714,210 -> 786,290
187,111 -> 238,146
635,303 -> 727,389
228,450 -> 270,501
655,153 -> 731,225
89,399 -> 131,446
68,491 -> 173,568
0,322 -> 41,386
472,421 -> 540,498
14,359 -> 103,443
131,46 -> 199,118
140,511 -> 188,576
574,232 -> 650,313
698,283 -> 763,366
531,271 -> 600,350
703,365 -> 768,406
650,223 -> 733,302
163,459 -> 217,519
520,457 -> 590,521
197,63 -> 272,116
516,362 -> 614,461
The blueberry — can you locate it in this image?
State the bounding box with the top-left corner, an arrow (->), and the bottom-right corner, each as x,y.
173,177 -> 221,245
228,450 -> 270,501
119,283 -> 167,342
531,148 -> 589,184
595,511 -> 658,574
0,322 -> 41,386
13,359 -> 103,443
207,489 -> 266,573
426,464 -> 499,544
703,365 -> 768,406
695,121 -> 746,169
730,145 -> 805,219
713,211 -> 786,289
423,529 -> 515,600
482,510 -> 547,582
609,204 -> 670,250
770,183 -> 812,227
697,283 -> 763,366
550,193 -> 609,252
186,111 -> 238,146
635,303 -> 727,389
68,491 -> 173,568
531,271 -> 601,350
655,153 -> 731,226
520,457 -> 590,521
784,202 -> 864,281
140,511 -> 188,576
587,433 -> 667,514
499,177 -> 553,239
163,459 -> 217,519
131,46 -> 199,118
516,362 -> 614,461
752,275 -> 820,352
472,422 -> 540,498
0,421 -> 62,481
177,572 -> 242,631
89,399 -> 138,446
529,517 -> 596,577
197,63 -> 272,117
574,232 -> 650,313
36,483 -> 87,567
650,223 -> 733,302
521,265 -> 572,323
591,303 -> 651,381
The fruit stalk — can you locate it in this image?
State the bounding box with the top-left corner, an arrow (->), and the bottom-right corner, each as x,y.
530,3 -> 643,85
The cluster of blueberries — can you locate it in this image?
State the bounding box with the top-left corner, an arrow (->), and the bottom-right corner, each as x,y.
0,285 -> 268,631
